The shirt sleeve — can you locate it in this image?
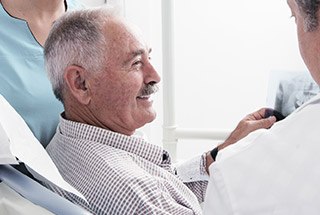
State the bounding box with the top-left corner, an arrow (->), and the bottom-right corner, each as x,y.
174,153 -> 209,203
174,154 -> 209,182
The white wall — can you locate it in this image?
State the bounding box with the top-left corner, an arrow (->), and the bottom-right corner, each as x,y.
80,0 -> 307,160
173,0 -> 307,160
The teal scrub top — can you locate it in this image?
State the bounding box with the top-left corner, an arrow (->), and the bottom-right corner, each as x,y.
0,0 -> 83,147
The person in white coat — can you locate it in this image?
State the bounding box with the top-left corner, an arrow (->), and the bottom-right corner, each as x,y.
204,0 -> 320,214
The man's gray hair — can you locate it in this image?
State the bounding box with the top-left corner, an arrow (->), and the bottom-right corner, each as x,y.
295,0 -> 320,31
44,7 -> 117,102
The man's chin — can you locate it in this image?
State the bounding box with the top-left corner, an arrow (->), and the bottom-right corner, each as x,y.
131,108 -> 157,128
138,111 -> 157,127
144,112 -> 156,124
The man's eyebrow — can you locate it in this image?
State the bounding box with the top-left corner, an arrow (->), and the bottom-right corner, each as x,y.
130,48 -> 152,58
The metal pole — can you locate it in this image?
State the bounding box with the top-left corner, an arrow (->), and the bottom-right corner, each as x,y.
162,0 -> 178,162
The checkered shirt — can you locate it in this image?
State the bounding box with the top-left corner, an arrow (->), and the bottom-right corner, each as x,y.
44,116 -> 208,215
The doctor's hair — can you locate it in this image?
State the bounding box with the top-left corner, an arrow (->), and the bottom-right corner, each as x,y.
295,0 -> 320,31
44,6 -> 118,103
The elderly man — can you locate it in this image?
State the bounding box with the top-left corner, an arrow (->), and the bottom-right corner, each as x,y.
204,0 -> 320,214
43,7 -> 275,214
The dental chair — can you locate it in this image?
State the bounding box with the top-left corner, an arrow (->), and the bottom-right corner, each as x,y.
0,94 -> 92,215
0,164 -> 92,215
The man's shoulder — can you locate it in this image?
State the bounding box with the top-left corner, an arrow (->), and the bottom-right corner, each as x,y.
57,140 -> 160,192
82,153 -> 162,214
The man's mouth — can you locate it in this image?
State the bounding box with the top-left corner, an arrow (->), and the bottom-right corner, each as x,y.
137,83 -> 159,100
138,95 -> 150,99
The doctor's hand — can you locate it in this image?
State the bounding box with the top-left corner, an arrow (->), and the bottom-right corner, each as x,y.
205,108 -> 276,173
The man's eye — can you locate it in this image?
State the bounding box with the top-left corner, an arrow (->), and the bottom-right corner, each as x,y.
133,61 -> 143,66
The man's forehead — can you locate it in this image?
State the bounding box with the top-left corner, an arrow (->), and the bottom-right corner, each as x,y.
105,19 -> 143,41
104,18 -> 145,40
287,0 -> 296,10
104,20 -> 150,53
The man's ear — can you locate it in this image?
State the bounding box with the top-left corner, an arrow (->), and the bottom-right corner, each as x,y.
64,65 -> 91,105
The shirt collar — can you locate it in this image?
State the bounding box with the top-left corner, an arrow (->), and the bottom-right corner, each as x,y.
58,114 -> 171,165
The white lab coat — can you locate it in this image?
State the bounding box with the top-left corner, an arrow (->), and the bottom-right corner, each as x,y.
203,93 -> 320,215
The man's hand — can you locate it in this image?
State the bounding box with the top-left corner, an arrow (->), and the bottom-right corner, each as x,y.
219,108 -> 277,150
205,108 -> 277,173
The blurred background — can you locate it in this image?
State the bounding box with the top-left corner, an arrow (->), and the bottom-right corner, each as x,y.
79,0 -> 307,160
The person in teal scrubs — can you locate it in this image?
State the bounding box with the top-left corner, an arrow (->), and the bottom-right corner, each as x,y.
0,0 -> 83,147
